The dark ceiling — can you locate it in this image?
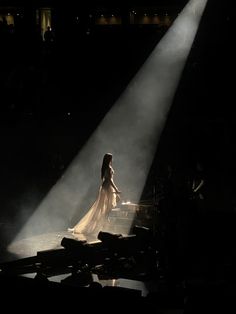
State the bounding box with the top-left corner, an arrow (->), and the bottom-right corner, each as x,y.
0,0 -> 190,11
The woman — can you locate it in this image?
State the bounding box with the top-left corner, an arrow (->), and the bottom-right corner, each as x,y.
68,153 -> 121,235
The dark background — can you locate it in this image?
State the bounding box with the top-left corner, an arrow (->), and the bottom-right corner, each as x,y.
0,0 -> 235,274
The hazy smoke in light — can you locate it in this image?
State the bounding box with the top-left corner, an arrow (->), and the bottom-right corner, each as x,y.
12,0 -> 208,240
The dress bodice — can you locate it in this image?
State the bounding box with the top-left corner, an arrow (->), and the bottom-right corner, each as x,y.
102,167 -> 114,190
103,166 -> 114,180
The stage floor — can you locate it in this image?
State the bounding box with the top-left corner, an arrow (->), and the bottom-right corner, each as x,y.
0,230 -> 159,297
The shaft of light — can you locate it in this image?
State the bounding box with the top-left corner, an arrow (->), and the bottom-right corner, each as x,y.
13,0 -> 208,240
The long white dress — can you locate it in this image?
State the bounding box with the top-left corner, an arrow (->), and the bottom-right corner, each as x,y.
72,166 -> 117,235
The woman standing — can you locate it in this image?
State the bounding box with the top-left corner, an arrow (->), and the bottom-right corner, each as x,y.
68,153 -> 121,235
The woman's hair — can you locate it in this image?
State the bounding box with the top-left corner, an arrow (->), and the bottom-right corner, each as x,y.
101,153 -> 112,179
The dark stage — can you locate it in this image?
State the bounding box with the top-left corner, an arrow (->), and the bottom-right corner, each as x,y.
0,0 -> 236,311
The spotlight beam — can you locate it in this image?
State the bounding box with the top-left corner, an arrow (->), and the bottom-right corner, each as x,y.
13,0 -> 208,241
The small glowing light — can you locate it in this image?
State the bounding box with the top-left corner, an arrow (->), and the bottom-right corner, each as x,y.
111,14 -> 114,17
7,13 -> 11,16
122,201 -> 131,205
76,16 -> 79,20
101,14 -> 104,17
16,13 -> 20,16
144,13 -> 147,16
67,112 -> 71,116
